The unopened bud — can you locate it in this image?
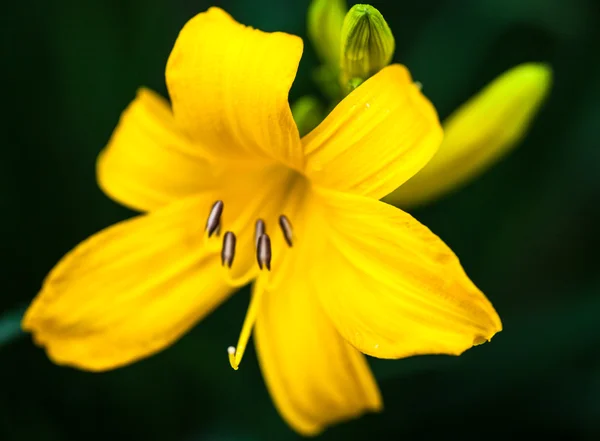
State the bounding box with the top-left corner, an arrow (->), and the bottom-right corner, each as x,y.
308,0 -> 347,70
386,63 -> 553,208
340,4 -> 395,89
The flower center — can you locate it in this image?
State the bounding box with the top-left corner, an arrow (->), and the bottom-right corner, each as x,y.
204,200 -> 294,271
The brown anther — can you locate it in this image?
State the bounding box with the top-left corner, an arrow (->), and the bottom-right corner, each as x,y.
206,200 -> 224,237
255,219 -> 266,246
256,234 -> 272,271
221,231 -> 236,268
279,215 -> 293,247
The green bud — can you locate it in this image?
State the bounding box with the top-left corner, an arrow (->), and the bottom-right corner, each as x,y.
291,96 -> 325,137
340,4 -> 395,88
346,77 -> 364,92
308,0 -> 348,70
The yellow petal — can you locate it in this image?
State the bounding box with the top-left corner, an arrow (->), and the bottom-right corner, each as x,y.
22,197 -> 232,371
101,85 -> 304,285
303,64 -> 443,200
254,207 -> 382,435
97,88 -> 213,212
387,63 -> 552,207
166,7 -> 304,170
311,186 -> 502,359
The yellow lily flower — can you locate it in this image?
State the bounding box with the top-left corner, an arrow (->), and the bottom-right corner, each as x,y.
386,62 -> 552,207
22,7 -> 502,436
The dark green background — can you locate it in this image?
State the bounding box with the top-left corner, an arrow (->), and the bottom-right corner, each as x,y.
2,0 -> 599,439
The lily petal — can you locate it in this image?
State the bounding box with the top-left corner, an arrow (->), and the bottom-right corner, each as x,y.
387,63 -> 552,207
97,88 -> 213,212
22,197 -> 232,371
303,64 -> 443,200
166,7 -> 304,170
311,186 -> 502,359
254,217 -> 382,435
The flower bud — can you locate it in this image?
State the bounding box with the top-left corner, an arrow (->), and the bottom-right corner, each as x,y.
308,0 -> 347,70
386,63 -> 553,207
340,4 -> 395,89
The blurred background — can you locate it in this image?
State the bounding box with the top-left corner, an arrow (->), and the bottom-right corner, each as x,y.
1,0 -> 599,439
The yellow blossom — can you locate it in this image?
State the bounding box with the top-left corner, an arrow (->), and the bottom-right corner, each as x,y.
22,8 -> 501,436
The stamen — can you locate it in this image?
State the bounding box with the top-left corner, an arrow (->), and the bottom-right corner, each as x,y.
256,234 -> 272,271
215,221 -> 222,237
278,215 -> 293,247
205,200 -> 224,237
255,219 -> 266,246
221,231 -> 236,268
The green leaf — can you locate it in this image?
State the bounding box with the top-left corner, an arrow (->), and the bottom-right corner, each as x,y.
0,306 -> 25,348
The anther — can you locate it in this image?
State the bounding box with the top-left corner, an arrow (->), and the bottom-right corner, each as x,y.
205,200 -> 224,237
279,215 -> 293,247
221,231 -> 236,268
256,234 -> 272,271
255,219 -> 266,246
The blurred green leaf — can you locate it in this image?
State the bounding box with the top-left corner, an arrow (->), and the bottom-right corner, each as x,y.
0,306 -> 25,348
